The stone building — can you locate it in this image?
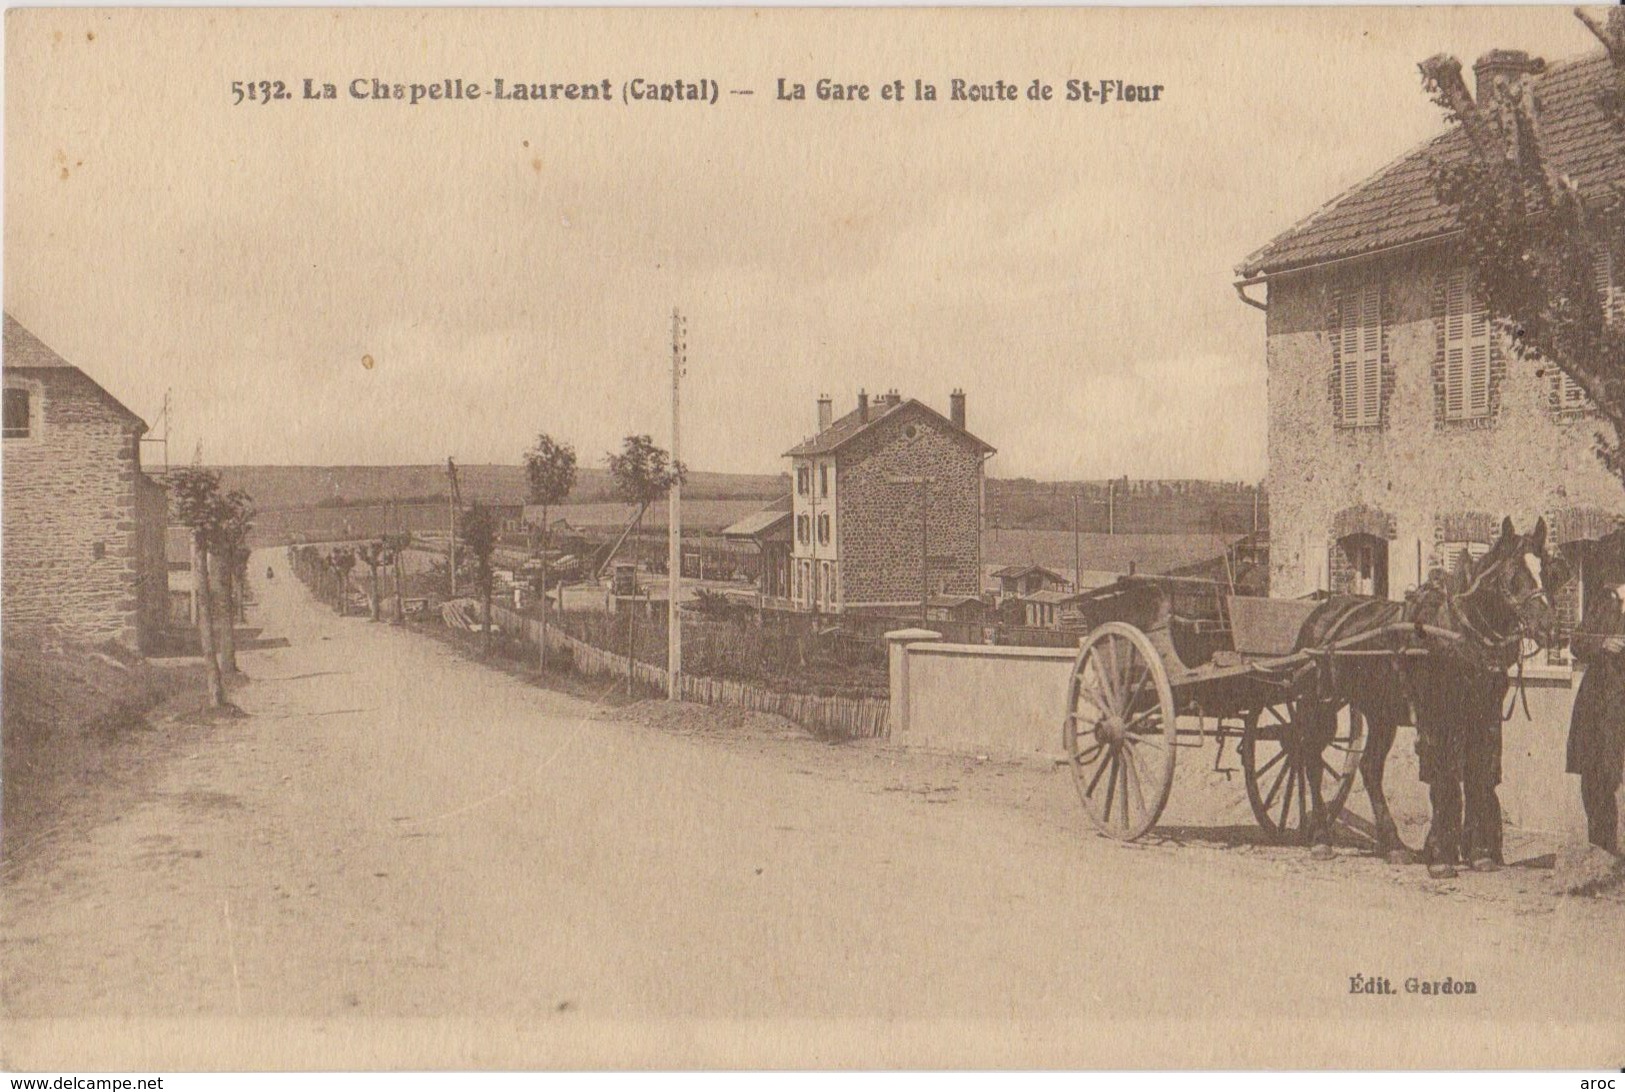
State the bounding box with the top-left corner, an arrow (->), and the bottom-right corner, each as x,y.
783,388 -> 994,616
1235,49 -> 1622,670
3,314 -> 167,652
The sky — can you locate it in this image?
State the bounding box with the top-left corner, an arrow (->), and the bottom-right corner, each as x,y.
3,7 -> 1607,481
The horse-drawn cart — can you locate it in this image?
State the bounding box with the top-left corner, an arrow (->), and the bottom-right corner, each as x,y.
1061,574 -> 1468,843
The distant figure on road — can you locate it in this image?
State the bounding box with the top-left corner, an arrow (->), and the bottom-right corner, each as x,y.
267,566 -> 275,582
1569,581 -> 1625,856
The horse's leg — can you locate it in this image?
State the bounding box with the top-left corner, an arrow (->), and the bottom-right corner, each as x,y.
1359,715 -> 1412,864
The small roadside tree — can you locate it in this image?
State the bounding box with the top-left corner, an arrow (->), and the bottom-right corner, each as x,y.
1418,12 -> 1625,485
356,539 -> 390,622
385,532 -> 412,624
212,490 -> 254,674
461,504 -> 499,655
606,434 -> 685,569
523,433 -> 578,668
329,546 -> 357,616
167,467 -> 230,708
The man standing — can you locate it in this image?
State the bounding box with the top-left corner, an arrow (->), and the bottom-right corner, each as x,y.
1568,582 -> 1625,856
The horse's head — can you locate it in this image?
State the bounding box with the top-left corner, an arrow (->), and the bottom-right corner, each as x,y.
1462,517 -> 1566,646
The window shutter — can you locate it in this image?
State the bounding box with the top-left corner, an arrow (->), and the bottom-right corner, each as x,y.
1359,284 -> 1381,425
1441,269 -> 1490,420
1595,242 -> 1620,322
1442,270 -> 1467,420
1339,282 -> 1381,426
1467,296 -> 1491,417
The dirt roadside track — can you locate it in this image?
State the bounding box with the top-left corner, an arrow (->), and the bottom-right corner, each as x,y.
3,550 -> 1622,1069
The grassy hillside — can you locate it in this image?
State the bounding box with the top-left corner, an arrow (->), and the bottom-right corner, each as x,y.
212,464 -> 789,511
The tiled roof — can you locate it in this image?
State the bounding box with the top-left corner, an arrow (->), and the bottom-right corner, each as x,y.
784,398 -> 994,458
1238,52 -> 1622,278
3,312 -> 147,428
992,564 -> 1066,580
721,507 -> 792,538
4,313 -> 75,369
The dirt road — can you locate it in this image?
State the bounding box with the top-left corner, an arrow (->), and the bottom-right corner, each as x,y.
4,551 -> 1622,1069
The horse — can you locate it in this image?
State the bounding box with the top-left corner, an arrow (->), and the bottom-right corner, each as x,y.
1288,517 -> 1564,877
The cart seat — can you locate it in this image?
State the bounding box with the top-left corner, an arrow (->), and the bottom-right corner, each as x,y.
1226,596 -> 1320,657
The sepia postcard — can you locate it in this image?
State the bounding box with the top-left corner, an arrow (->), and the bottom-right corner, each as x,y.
2,4 -> 1623,1073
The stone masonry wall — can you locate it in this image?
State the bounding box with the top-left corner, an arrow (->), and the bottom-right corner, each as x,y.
3,368 -> 152,651
837,404 -> 984,606
1266,243 -> 1623,601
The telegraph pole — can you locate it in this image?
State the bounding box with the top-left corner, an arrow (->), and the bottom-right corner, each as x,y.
667,309 -> 686,701
1073,491 -> 1081,592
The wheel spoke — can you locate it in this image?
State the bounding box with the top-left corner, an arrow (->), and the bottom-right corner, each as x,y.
1074,740 -> 1106,763
1125,706 -> 1164,734
1264,756 -> 1292,810
1086,745 -> 1115,796
1297,760 -> 1311,832
1101,751 -> 1120,821
1253,744 -> 1289,782
1278,766 -> 1298,830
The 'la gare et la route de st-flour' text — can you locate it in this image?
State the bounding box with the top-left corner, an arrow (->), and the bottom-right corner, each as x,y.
229,76 -> 1165,107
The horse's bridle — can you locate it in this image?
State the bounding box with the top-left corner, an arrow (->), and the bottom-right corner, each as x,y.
1449,550 -> 1553,721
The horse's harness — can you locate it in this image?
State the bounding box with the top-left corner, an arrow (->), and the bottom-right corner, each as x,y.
1412,550 -> 1549,722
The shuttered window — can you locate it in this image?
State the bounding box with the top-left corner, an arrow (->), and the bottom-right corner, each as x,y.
1338,282 -> 1382,427
1441,269 -> 1491,421
1553,243 -> 1618,409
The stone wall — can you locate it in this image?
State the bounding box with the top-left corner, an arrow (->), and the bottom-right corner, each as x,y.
1265,244 -> 1623,602
836,403 -> 984,606
2,368 -> 155,652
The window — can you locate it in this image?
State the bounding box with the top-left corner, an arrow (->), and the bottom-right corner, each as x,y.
1437,539 -> 1490,577
817,513 -> 830,545
1441,269 -> 1491,421
1556,243 -> 1621,408
3,387 -> 31,439
796,514 -> 810,545
821,561 -> 834,608
819,463 -> 829,497
1338,281 -> 1382,427
1597,240 -> 1622,322
796,466 -> 810,495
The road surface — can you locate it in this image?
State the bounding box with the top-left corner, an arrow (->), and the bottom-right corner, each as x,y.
4,550 -> 1622,1068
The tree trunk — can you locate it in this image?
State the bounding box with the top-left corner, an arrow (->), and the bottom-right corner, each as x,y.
393,555 -> 405,625
538,503 -> 549,670
335,569 -> 346,616
193,534 -> 227,708
370,566 -> 381,621
213,549 -> 239,676
481,569 -> 493,656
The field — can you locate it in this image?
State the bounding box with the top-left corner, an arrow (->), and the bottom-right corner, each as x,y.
251,497 -> 776,547
981,529 -> 1238,576
987,479 -> 1265,535
213,464 -> 787,510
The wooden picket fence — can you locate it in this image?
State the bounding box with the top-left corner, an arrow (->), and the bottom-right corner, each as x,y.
486,604 -> 889,740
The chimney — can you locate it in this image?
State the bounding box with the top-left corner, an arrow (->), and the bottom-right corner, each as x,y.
817,393 -> 833,433
884,388 -> 902,407
949,388 -> 966,430
857,388 -> 869,424
1472,49 -> 1544,105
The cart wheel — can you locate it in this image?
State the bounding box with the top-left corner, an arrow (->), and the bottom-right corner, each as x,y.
1240,700 -> 1366,844
1063,622 -> 1177,841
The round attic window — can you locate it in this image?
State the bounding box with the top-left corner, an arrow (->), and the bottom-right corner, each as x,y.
904,424 -> 919,440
